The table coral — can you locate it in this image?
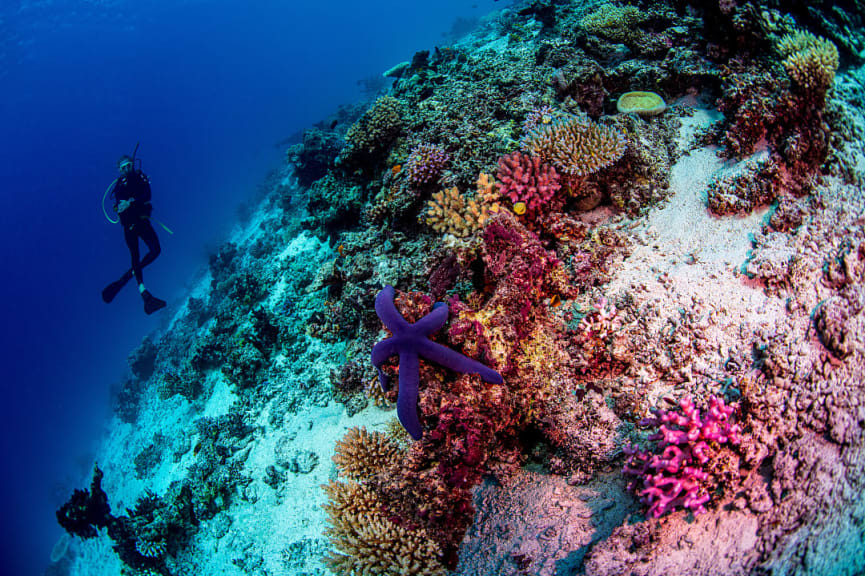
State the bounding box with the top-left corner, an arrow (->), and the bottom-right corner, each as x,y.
522,116 -> 627,178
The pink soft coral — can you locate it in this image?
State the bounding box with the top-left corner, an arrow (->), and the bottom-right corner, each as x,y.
623,395 -> 741,518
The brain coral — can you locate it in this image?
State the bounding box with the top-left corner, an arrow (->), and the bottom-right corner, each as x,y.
522,116 -> 626,178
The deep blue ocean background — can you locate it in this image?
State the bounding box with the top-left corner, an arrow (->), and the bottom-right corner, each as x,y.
0,1 -> 503,572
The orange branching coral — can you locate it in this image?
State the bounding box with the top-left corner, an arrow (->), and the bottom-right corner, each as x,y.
522,116 -> 626,177
475,172 -> 499,203
332,426 -> 402,480
424,187 -> 498,238
323,480 -> 447,576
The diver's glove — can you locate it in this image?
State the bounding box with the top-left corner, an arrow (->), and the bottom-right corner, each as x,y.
116,198 -> 134,213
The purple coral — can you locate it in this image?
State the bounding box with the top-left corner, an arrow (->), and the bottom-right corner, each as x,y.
405,143 -> 450,186
496,151 -> 561,213
623,395 -> 741,518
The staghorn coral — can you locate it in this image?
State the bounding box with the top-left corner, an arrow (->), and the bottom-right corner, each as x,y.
495,151 -> 561,215
332,426 -> 402,480
522,116 -> 626,178
624,395 -> 742,518
425,186 -> 499,238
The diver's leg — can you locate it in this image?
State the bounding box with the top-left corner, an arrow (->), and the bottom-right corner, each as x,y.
126,226 -> 145,286
135,220 -> 166,314
137,220 -> 162,269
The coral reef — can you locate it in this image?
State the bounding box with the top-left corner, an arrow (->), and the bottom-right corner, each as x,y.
66,1 -> 865,575
405,143 -> 450,186
332,426 -> 402,479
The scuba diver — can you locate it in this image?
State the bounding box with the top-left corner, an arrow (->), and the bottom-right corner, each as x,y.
101,147 -> 167,315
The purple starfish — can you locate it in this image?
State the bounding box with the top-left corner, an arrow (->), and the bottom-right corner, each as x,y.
371,285 -> 503,440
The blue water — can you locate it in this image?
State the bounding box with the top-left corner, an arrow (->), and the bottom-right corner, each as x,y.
0,1 -> 502,572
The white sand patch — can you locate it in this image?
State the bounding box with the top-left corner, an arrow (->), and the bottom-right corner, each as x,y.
202,373 -> 237,418
180,401 -> 396,575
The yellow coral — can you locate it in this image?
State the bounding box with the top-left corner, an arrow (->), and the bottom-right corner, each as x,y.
332,426 -> 402,480
523,117 -> 627,177
425,187 -> 497,238
777,31 -> 838,93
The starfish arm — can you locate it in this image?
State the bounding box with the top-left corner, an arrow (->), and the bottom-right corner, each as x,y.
418,339 -> 503,384
375,285 -> 410,333
371,337 -> 399,392
413,301 -> 449,335
397,351 -> 423,440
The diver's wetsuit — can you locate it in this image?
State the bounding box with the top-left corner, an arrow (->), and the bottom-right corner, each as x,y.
113,169 -> 161,286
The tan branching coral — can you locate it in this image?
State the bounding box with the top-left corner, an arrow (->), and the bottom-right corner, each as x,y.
777,31 -> 838,94
324,446 -> 447,575
332,426 -> 401,480
322,480 -> 381,518
324,498 -> 447,576
522,117 -> 626,177
425,186 -> 499,238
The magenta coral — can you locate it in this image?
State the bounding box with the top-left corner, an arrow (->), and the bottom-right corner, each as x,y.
623,395 -> 741,518
405,143 -> 450,186
496,151 -> 561,213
